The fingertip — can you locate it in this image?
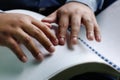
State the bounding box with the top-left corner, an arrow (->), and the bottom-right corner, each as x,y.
87,32 -> 94,41
53,39 -> 59,46
97,39 -> 101,42
42,17 -> 54,23
95,30 -> 101,42
36,53 -> 44,61
71,37 -> 78,45
59,37 -> 65,45
96,35 -> 102,42
49,45 -> 55,53
21,56 -> 28,63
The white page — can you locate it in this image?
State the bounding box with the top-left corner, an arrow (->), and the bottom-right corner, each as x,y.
79,1 -> 120,72
0,9 -> 106,80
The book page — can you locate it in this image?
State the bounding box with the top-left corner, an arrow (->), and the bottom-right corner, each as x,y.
79,1 -> 120,72
0,9 -> 106,80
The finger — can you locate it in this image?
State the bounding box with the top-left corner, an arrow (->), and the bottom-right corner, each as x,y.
5,36 -> 28,63
94,23 -> 101,42
92,16 -> 101,42
22,23 -> 55,53
58,13 -> 69,45
0,33 -> 6,46
42,22 -> 52,28
82,16 -> 94,41
14,28 -> 44,61
42,11 -> 57,23
70,14 -> 81,45
32,19 -> 58,46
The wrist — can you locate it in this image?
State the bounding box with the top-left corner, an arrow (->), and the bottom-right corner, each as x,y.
0,10 -> 4,14
0,10 -> 4,16
0,11 -> 5,17
66,0 -> 98,12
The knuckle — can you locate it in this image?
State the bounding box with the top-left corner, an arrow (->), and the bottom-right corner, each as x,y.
18,18 -> 26,24
23,36 -> 32,45
85,18 -> 92,24
8,39 -> 17,49
59,27 -> 66,35
41,38 -> 52,48
42,26 -> 49,31
18,16 -> 31,25
73,10 -> 80,15
94,25 -> 99,29
6,37 -> 12,44
72,27 -> 78,33
95,26 -> 100,33
58,30 -> 66,37
59,21 -> 68,28
71,28 -> 79,36
85,18 -> 94,26
94,23 -> 99,28
59,24 -> 68,29
58,9 -> 68,15
34,30 -> 41,38
72,21 -> 80,27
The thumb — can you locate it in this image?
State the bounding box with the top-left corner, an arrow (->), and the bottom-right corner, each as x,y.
42,11 -> 57,23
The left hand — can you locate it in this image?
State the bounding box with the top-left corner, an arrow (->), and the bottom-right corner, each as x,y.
0,13 -> 58,62
42,2 -> 101,45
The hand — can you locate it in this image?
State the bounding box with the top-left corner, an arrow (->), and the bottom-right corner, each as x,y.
0,13 -> 58,62
42,2 -> 101,45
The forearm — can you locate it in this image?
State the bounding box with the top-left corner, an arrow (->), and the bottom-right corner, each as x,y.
66,0 -> 104,12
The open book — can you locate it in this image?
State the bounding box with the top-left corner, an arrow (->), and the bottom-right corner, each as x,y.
0,1 -> 120,80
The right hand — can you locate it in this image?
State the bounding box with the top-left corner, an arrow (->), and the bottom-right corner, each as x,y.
0,13 -> 58,62
42,2 -> 101,45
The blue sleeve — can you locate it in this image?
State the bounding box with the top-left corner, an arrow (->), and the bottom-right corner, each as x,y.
66,0 -> 104,12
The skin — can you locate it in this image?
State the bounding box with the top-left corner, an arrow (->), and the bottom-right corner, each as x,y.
0,2 -> 101,63
0,13 -> 58,62
42,2 -> 101,45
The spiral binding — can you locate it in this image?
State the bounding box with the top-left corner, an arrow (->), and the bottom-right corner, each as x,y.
77,37 -> 120,71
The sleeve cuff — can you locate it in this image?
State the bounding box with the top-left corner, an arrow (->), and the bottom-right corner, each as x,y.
66,0 -> 104,12
0,10 -> 3,13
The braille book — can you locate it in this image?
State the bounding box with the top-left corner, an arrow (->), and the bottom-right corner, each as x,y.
0,1 -> 120,80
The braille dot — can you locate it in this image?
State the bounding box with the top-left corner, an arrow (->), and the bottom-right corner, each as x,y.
109,62 -> 112,65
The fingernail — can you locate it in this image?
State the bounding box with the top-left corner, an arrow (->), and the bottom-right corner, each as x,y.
88,32 -> 94,41
49,45 -> 55,52
53,39 -> 58,46
72,37 -> 78,45
97,35 -> 101,42
36,53 -> 44,61
59,37 -> 65,45
21,56 -> 27,63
